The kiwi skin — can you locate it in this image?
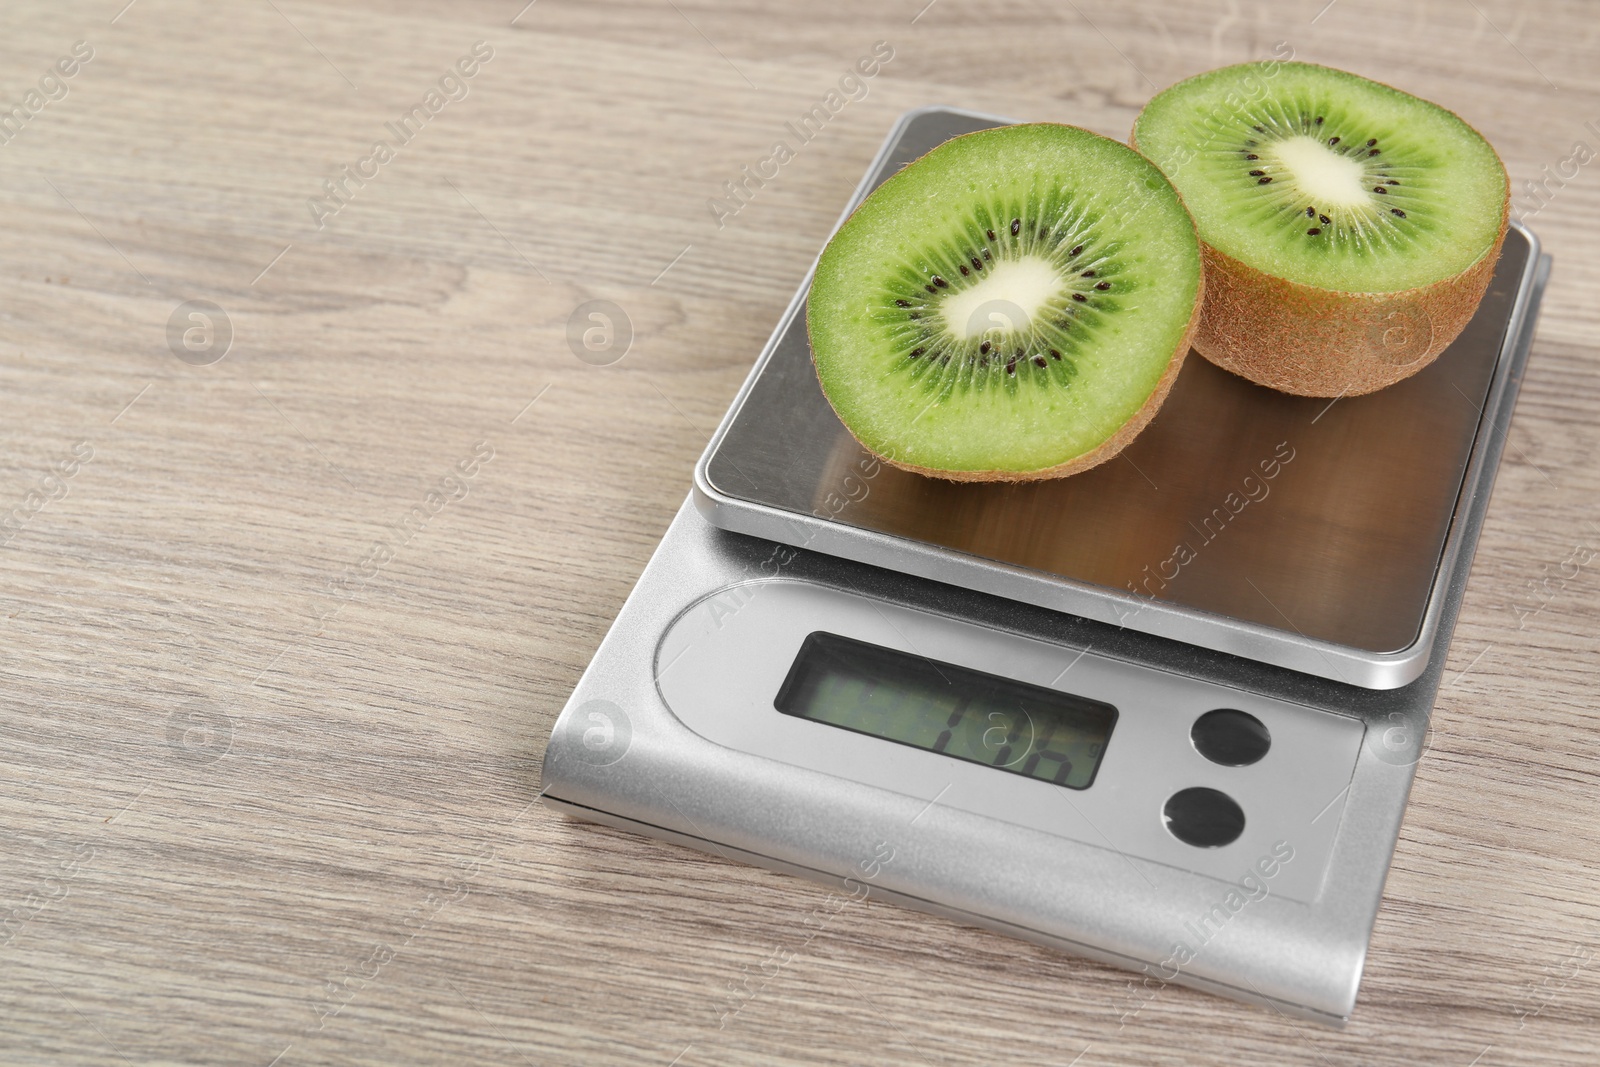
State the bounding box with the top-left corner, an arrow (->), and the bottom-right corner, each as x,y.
1131,94 -> 1510,399
809,122 -> 1206,483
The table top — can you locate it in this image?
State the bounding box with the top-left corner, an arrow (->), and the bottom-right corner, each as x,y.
3,2 -> 1597,1064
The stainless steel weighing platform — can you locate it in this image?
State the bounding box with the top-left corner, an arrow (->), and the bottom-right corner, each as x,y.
542,107 -> 1551,1026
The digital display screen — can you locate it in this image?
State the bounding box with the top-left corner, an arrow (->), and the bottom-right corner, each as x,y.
774,632 -> 1117,789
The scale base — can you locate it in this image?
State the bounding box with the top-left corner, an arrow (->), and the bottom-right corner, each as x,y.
541,492 -> 1476,1026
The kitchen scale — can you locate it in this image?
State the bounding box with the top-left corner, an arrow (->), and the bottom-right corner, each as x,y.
542,107 -> 1550,1026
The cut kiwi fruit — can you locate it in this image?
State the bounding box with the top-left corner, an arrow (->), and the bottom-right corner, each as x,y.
1133,61 -> 1509,397
806,123 -> 1203,482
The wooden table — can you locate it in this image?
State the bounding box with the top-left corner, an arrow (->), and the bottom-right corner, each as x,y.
4,1 -> 1597,1063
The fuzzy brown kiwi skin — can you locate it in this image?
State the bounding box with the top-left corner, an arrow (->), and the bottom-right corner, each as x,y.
1131,105 -> 1510,398
850,278 -> 1203,483
806,122 -> 1205,483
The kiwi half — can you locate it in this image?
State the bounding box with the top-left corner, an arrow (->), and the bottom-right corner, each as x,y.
806,123 -> 1203,482
1133,62 -> 1510,397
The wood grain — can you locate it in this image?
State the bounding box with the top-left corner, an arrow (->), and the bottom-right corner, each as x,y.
2,1 -> 1597,1063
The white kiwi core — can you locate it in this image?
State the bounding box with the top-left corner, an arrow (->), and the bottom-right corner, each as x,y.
939,256 -> 1064,340
1267,136 -> 1370,209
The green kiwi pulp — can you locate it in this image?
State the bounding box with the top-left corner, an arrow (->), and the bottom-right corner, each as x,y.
807,123 -> 1201,480
1133,62 -> 1507,293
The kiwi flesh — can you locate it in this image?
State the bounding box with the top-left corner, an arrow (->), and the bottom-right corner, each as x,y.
806,123 -> 1203,482
1133,62 -> 1509,397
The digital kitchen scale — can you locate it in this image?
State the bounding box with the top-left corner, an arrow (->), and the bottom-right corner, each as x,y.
541,107 -> 1550,1026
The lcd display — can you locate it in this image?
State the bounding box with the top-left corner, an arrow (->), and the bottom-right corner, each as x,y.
774,632 -> 1116,789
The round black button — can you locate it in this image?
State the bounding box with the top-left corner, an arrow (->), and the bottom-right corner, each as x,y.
1162,787 -> 1246,848
1191,708 -> 1271,767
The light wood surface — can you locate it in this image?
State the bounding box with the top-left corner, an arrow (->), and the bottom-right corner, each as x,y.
3,1 -> 1598,1063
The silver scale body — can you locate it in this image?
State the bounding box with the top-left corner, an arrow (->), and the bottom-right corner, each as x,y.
543,108 -> 1551,1026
